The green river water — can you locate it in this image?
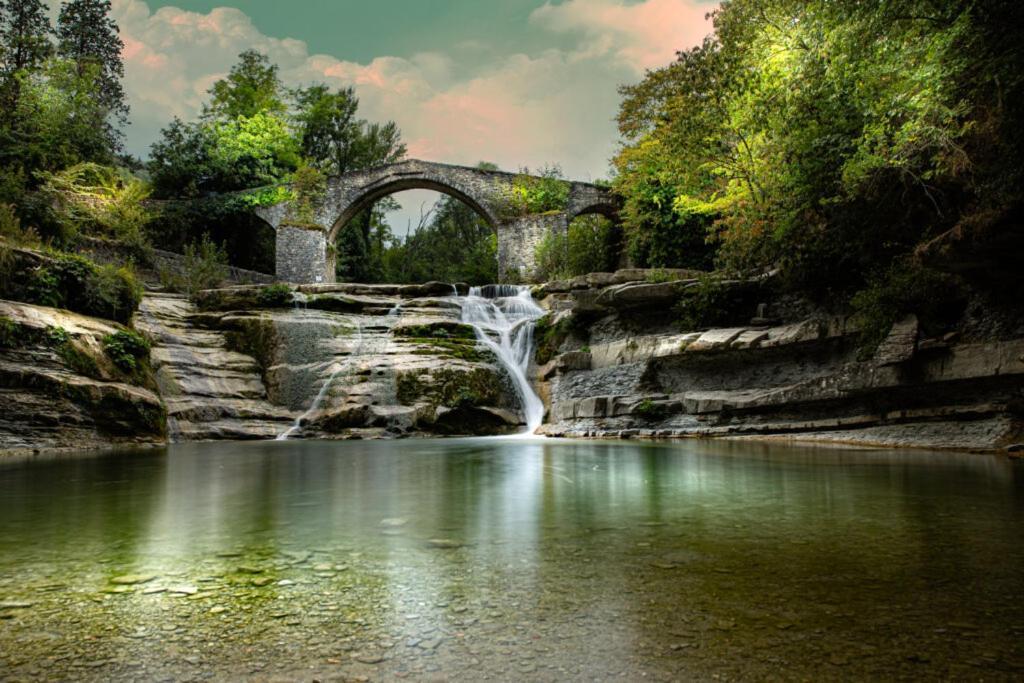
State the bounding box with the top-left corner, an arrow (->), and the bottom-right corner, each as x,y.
1,438 -> 1023,681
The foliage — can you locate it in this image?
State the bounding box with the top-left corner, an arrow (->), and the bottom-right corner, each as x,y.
239,185 -> 294,209
675,275 -> 734,331
287,161 -> 327,226
146,195 -> 276,273
0,315 -> 18,347
102,329 -> 150,373
633,398 -> 668,421
1,58 -> 119,209
255,283 -> 294,308
0,0 -> 52,88
613,0 -> 1024,306
374,192 -> 498,285
56,0 -> 127,137
534,214 -> 619,281
851,260 -> 966,355
497,165 -> 570,217
172,234 -> 229,297
208,112 -> 300,188
293,84 -> 407,175
0,202 -> 39,246
0,249 -> 141,323
203,49 -> 285,121
35,162 -> 151,255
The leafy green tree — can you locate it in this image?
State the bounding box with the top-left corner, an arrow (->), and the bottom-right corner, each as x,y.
613,0 -> 1024,302
56,0 -> 127,133
204,50 -> 285,121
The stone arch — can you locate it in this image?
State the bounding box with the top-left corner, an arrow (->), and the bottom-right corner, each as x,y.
326,177 -> 499,243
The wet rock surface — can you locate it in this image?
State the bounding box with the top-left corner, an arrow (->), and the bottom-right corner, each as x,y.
147,285 -> 528,441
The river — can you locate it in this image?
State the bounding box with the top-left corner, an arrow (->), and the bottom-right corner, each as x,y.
1,439 -> 1023,680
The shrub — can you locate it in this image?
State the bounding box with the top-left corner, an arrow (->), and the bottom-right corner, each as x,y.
103,330 -> 151,373
256,283 -> 294,307
35,163 -> 153,253
497,165 -> 570,217
0,250 -> 142,323
0,316 -> 19,348
634,398 -> 668,421
0,204 -> 42,251
676,275 -> 734,330
170,235 -> 229,296
851,260 -> 967,355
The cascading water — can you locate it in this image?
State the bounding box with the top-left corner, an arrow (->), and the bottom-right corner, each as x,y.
458,285 -> 546,434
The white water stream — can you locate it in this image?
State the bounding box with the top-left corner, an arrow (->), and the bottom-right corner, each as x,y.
458,285 -> 546,434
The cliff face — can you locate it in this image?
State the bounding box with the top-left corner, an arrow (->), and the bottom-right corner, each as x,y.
533,274 -> 1024,452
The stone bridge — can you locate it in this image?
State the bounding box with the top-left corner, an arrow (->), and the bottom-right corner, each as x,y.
255,159 -> 618,283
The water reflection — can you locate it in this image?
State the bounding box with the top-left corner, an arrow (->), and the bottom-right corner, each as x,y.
1,439 -> 1023,679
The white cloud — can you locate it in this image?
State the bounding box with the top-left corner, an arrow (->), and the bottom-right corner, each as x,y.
102,0 -> 714,182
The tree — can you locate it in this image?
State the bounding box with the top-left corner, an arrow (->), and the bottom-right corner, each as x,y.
204,50 -> 285,121
56,0 -> 127,132
0,0 -> 52,76
0,0 -> 52,123
293,84 -> 406,174
293,84 -> 359,173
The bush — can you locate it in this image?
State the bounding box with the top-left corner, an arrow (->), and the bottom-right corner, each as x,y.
634,398 -> 668,421
675,275 -> 734,330
851,260 -> 967,355
0,316 -> 19,348
160,235 -> 229,296
497,165 -> 570,217
1,251 -> 142,324
103,329 -> 151,373
256,283 -> 294,307
35,163 -> 153,253
0,204 -> 42,250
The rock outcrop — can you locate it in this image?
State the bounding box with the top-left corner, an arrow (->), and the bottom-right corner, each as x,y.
153,285 -> 521,440
134,293 -> 295,441
534,270 -> 1024,452
0,300 -> 165,453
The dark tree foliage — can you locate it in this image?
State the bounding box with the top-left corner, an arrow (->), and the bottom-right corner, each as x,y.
614,0 -> 1024,309
0,0 -> 52,80
379,194 -> 498,285
57,0 -> 127,134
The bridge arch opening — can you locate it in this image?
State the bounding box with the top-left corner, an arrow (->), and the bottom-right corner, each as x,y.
330,182 -> 499,285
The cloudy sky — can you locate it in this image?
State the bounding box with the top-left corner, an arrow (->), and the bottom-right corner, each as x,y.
47,0 -> 717,232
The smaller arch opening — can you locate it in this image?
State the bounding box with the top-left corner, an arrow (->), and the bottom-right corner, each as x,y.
534,213 -> 624,281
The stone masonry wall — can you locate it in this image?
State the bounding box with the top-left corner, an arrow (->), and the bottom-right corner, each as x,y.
498,214 -> 568,281
276,226 -> 332,284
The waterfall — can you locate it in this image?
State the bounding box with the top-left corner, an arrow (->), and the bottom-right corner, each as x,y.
458,285 -> 546,434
